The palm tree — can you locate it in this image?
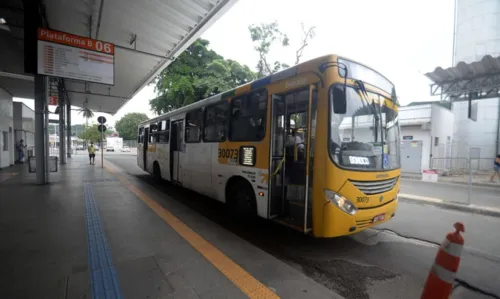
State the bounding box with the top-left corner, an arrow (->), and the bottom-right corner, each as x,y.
78,107 -> 94,126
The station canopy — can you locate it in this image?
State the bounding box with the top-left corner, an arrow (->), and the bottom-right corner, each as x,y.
425,54 -> 500,101
0,0 -> 237,113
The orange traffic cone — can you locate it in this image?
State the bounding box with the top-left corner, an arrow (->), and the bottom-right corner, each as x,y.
421,222 -> 465,299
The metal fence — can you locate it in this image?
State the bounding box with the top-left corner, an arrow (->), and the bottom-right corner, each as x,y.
431,157 -> 494,174
123,140 -> 137,148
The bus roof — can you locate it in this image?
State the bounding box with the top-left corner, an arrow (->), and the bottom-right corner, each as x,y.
140,54 -> 393,126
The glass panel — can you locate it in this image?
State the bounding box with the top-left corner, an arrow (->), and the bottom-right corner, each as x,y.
229,90 -> 267,141
329,85 -> 400,171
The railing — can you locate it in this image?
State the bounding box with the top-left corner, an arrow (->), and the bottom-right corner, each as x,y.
431,157 -> 495,174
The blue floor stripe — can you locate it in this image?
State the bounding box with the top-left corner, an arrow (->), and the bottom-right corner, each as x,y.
84,183 -> 123,299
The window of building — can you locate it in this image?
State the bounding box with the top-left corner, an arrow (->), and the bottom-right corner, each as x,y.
2,132 -> 8,151
229,89 -> 267,141
185,109 -> 203,143
158,119 -> 170,143
204,101 -> 229,142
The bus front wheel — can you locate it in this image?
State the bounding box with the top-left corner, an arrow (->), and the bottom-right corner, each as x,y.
226,178 -> 257,219
153,162 -> 162,181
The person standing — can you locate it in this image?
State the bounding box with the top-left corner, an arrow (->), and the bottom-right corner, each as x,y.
490,154 -> 500,182
88,142 -> 96,165
17,139 -> 27,164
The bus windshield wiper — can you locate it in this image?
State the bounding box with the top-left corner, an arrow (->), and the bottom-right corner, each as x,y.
355,80 -> 381,143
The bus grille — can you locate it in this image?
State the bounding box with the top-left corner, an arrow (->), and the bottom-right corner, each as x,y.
350,177 -> 398,195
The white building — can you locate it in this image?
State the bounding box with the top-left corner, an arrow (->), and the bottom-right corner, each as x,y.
0,88 -> 14,169
453,0 -> 500,65
450,0 -> 500,160
399,103 -> 455,173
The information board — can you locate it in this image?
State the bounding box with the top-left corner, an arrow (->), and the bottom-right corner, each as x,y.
37,28 -> 114,85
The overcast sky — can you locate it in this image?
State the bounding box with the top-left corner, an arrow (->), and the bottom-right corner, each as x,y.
14,0 -> 454,126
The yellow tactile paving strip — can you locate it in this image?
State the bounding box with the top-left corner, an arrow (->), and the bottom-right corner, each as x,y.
104,164 -> 279,299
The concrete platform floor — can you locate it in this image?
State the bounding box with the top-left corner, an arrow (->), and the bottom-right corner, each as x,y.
0,156 -> 343,299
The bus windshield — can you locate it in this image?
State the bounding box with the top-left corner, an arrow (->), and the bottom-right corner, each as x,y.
329,85 -> 400,171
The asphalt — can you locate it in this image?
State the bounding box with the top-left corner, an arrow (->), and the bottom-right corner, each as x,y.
105,153 -> 500,299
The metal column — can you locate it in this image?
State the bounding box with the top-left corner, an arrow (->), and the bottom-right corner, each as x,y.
58,88 -> 66,164
34,75 -> 47,184
67,99 -> 72,158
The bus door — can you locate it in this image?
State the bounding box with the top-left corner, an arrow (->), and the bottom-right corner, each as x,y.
170,120 -> 184,183
143,128 -> 149,171
269,86 -> 316,233
269,94 -> 286,218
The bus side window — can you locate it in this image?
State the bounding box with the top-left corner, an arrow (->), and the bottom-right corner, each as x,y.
204,101 -> 228,142
157,119 -> 170,143
138,127 -> 143,143
156,121 -> 162,142
185,109 -> 203,143
229,89 -> 267,142
161,120 -> 170,143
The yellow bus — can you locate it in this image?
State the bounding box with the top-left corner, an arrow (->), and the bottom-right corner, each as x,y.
137,54 -> 400,237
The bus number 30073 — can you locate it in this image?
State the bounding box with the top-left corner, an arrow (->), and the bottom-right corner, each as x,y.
218,148 -> 239,159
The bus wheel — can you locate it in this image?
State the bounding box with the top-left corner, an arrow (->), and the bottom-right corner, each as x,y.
153,162 -> 162,181
228,179 -> 257,219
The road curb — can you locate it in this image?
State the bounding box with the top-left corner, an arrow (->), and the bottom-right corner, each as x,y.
401,175 -> 500,189
399,194 -> 500,218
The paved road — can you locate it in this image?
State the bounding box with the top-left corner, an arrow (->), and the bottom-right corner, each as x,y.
106,154 -> 500,299
400,178 -> 499,208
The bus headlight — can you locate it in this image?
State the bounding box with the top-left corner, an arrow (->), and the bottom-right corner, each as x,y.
324,190 -> 358,215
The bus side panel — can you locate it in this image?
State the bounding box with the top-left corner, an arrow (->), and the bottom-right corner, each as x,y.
137,144 -> 144,170
211,143 -> 226,202
215,141 -> 270,218
157,143 -> 170,181
183,142 -> 212,197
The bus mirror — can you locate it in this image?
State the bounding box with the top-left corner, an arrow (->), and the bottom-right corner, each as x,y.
333,85 -> 347,114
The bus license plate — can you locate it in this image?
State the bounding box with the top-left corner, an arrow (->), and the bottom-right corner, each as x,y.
373,214 -> 385,223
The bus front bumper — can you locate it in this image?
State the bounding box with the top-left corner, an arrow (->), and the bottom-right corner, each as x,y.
321,198 -> 398,237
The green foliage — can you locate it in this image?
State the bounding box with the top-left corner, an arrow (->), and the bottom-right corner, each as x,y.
150,39 -> 256,114
248,21 -> 316,78
78,108 -> 94,125
78,124 -> 103,143
249,21 -> 290,78
115,113 -> 149,140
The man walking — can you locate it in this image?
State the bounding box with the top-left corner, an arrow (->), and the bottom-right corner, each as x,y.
88,142 -> 96,165
490,154 -> 500,182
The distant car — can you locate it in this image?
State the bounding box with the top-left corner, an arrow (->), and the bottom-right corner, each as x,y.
106,146 -> 114,152
76,145 -> 84,150
121,146 -> 131,152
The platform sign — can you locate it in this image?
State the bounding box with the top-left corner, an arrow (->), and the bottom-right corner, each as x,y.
48,96 -> 58,105
37,28 -> 115,85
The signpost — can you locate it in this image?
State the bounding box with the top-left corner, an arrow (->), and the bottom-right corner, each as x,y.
97,116 -> 107,168
37,28 -> 115,85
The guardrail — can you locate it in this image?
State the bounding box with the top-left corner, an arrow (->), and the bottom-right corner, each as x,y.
431,157 -> 495,174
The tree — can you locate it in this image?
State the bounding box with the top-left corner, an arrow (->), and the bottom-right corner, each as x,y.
115,113 -> 149,140
248,21 -> 315,78
105,126 -> 118,137
78,124 -> 102,143
150,39 -> 256,114
249,21 -> 290,78
295,23 -> 316,65
78,107 -> 94,126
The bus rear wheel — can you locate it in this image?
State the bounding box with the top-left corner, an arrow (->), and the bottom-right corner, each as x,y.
227,179 -> 257,219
